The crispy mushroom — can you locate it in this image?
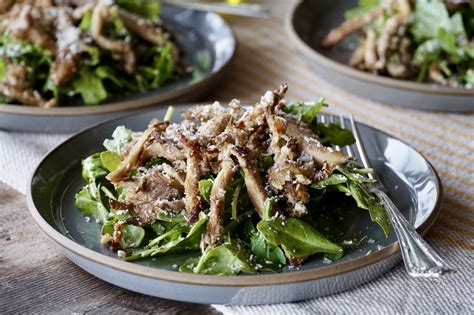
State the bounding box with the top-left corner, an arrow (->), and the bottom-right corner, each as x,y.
50,8 -> 82,86
118,9 -> 169,46
90,1 -> 136,73
107,120 -> 167,183
207,149 -> 236,245
0,62 -> 56,107
321,0 -> 394,48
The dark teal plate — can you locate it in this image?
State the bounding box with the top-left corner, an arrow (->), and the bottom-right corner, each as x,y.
28,104 -> 442,305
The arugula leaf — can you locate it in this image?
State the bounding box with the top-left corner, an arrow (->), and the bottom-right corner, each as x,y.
75,186 -> 109,222
312,174 -> 348,189
336,181 -> 391,236
0,59 -> 6,81
156,211 -> 187,224
262,197 -> 278,220
120,224 -> 145,248
124,218 -> 207,260
103,126 -> 133,155
285,99 -> 326,125
193,242 -> 256,275
96,65 -> 123,87
257,217 -> 343,258
411,0 -> 452,41
100,151 -> 121,172
198,179 -> 213,203
250,231 -> 286,271
116,0 -> 161,20
316,122 -> 356,146
334,165 -> 376,183
464,69 -> 474,85
71,67 -> 107,105
82,153 -> 108,182
79,9 -> 93,31
284,100 -> 355,146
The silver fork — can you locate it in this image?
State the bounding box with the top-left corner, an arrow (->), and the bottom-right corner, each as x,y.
324,112 -> 452,277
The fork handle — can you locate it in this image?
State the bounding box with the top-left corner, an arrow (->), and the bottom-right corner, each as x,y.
373,189 -> 452,277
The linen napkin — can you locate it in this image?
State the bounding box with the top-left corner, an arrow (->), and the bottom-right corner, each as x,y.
0,130 -> 68,194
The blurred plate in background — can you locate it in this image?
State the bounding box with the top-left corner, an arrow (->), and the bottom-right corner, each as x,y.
286,0 -> 474,112
0,4 -> 236,133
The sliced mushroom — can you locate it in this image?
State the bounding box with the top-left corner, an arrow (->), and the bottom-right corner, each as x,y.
118,9 -> 169,46
107,120 -> 166,183
207,150 -> 236,245
50,8 -> 82,86
90,2 -> 136,73
231,148 -> 268,217
321,0 -> 394,48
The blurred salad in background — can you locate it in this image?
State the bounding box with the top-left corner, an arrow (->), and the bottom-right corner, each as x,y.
0,0 -> 185,107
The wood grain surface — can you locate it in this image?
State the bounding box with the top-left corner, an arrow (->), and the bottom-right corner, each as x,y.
0,182 -> 220,314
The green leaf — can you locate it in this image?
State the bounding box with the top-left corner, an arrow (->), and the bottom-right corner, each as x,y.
464,69 -> 474,85
316,122 -> 356,146
155,217 -> 207,254
0,59 -> 6,81
100,151 -> 121,172
179,257 -> 200,273
124,218 -> 207,261
412,0 -> 452,41
262,197 -> 278,220
335,165 -> 376,183
250,232 -> 286,271
82,153 -> 108,182
262,155 -> 274,170
96,65 -> 123,87
336,181 -> 391,236
75,187 -> 100,217
103,126 -> 133,154
151,222 -> 166,235
156,211 -> 187,224
193,243 -> 256,275
72,67 -> 107,105
285,99 -> 326,125
198,179 -> 213,203
74,186 -> 108,222
120,224 -> 145,248
257,217 -> 343,258
116,0 -> 161,20
83,46 -> 100,66
231,183 -> 242,220
413,39 -> 442,66
312,174 -> 348,189
79,9 -> 93,31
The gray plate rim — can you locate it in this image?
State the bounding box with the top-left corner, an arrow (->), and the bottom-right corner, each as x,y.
26,104 -> 443,287
284,1 -> 474,97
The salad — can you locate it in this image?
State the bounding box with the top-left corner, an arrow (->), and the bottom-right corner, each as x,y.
0,0 -> 182,107
75,85 -> 391,275
322,0 -> 474,88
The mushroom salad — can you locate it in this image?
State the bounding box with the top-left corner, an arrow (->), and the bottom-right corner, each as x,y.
322,0 -> 474,88
75,85 -> 391,275
0,0 -> 182,107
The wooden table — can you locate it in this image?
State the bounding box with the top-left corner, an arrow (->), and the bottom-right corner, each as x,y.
0,182 -> 219,314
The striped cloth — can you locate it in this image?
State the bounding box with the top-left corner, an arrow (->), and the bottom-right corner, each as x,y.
210,1 -> 473,313
0,1 -> 472,313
